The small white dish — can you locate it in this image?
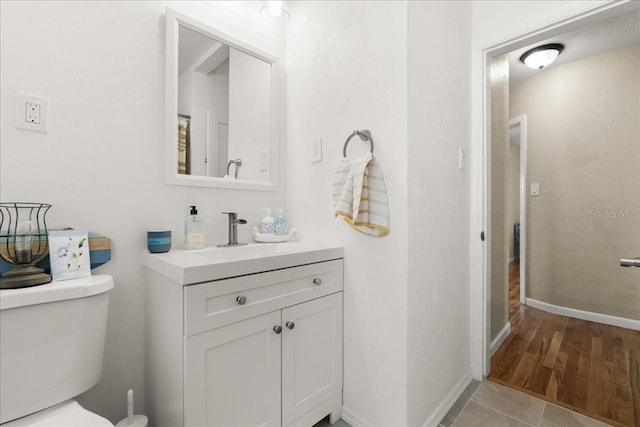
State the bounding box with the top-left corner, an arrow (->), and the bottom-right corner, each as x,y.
251,227 -> 298,243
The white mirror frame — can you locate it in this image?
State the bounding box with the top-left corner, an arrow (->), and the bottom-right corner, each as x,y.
165,7 -> 280,191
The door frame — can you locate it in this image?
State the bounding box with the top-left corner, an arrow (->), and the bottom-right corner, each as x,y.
474,0 -> 639,377
509,115 -> 527,304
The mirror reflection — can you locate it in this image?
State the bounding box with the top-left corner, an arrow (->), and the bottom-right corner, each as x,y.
177,25 -> 272,181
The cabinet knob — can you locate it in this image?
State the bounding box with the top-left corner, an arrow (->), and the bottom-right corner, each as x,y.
236,295 -> 247,305
285,321 -> 295,330
273,325 -> 282,334
313,278 -> 322,286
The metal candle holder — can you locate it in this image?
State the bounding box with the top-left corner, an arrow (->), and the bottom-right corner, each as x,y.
0,202 -> 52,289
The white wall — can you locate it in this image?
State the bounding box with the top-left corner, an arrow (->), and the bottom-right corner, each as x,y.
0,1 -> 285,423
178,70 -> 193,116
406,2 -> 472,425
177,50 -> 229,176
286,1 -> 409,424
228,48 -> 271,181
287,1 -> 474,425
186,64 -> 229,177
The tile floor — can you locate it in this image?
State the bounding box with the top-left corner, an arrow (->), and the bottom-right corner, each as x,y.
314,379 -> 613,426
439,380 -> 613,427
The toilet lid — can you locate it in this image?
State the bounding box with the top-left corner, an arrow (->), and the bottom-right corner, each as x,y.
2,400 -> 113,427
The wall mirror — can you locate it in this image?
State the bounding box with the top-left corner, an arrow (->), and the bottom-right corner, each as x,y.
165,8 -> 280,190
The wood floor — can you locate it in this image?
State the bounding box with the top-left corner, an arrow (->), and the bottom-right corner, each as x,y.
489,261 -> 640,427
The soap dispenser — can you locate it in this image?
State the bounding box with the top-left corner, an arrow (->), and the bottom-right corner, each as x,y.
261,208 -> 275,235
274,208 -> 287,236
184,205 -> 204,249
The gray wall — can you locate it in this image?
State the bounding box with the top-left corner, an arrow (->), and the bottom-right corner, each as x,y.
490,54 -> 510,340
511,44 -> 640,320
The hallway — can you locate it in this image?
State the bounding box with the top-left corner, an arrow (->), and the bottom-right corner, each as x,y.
489,261 -> 640,427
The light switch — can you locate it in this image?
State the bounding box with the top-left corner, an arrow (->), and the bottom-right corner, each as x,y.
458,147 -> 465,170
260,151 -> 269,171
531,183 -> 540,196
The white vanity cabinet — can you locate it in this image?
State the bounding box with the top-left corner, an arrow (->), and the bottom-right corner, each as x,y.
184,310 -> 282,426
185,292 -> 343,426
144,244 -> 344,427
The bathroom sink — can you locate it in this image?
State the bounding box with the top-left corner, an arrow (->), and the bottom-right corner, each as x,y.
143,242 -> 343,285
195,243 -> 283,262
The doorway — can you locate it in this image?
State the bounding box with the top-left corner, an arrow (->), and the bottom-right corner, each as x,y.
481,2 -> 640,426
481,0 -> 640,371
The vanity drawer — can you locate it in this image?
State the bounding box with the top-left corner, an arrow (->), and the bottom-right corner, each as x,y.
184,259 -> 343,336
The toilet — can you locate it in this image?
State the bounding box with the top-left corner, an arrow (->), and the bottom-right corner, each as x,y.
0,275 -> 115,426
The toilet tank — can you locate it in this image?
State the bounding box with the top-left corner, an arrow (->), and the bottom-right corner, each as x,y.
0,275 -> 114,424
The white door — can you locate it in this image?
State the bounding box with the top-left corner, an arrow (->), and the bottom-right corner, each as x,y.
282,293 -> 343,425
184,311 -> 282,427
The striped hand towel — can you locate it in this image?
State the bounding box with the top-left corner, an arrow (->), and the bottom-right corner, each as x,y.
333,152 -> 389,237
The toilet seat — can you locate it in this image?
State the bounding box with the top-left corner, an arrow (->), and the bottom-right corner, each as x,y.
1,400 -> 113,427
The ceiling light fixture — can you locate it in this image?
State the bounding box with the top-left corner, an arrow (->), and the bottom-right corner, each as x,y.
259,1 -> 290,21
519,43 -> 564,70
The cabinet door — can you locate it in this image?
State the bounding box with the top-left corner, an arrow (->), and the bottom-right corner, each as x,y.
282,293 -> 343,425
185,311 -> 282,427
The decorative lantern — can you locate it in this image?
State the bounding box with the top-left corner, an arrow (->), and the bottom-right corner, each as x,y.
0,202 -> 52,289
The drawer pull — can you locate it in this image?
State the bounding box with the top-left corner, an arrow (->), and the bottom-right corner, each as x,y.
285,321 -> 295,330
313,278 -> 322,286
273,325 -> 282,334
236,295 -> 247,305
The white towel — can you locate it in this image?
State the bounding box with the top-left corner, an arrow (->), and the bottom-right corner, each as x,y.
333,152 -> 389,237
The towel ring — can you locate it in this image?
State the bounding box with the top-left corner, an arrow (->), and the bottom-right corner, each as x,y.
343,130 -> 374,157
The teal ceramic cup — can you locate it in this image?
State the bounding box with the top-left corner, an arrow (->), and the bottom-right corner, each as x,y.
147,230 -> 171,253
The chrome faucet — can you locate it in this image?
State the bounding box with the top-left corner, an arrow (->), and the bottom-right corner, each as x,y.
226,159 -> 242,179
218,212 -> 248,247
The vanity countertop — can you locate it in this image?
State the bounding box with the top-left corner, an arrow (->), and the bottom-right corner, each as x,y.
143,241 -> 344,285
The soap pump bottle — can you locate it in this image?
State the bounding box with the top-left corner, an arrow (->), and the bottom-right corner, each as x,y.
261,208 -> 275,235
184,205 -> 204,249
274,208 -> 287,236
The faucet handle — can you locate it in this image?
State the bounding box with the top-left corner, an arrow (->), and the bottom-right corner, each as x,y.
222,212 -> 246,224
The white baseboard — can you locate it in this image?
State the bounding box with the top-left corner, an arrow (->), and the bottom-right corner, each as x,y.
490,322 -> 511,356
422,371 -> 474,427
526,298 -> 640,331
341,406 -> 373,427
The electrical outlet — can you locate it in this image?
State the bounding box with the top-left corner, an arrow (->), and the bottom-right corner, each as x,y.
25,102 -> 41,124
16,92 -> 49,133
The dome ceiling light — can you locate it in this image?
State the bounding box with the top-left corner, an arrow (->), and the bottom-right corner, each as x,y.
519,43 -> 565,70
259,1 -> 290,21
